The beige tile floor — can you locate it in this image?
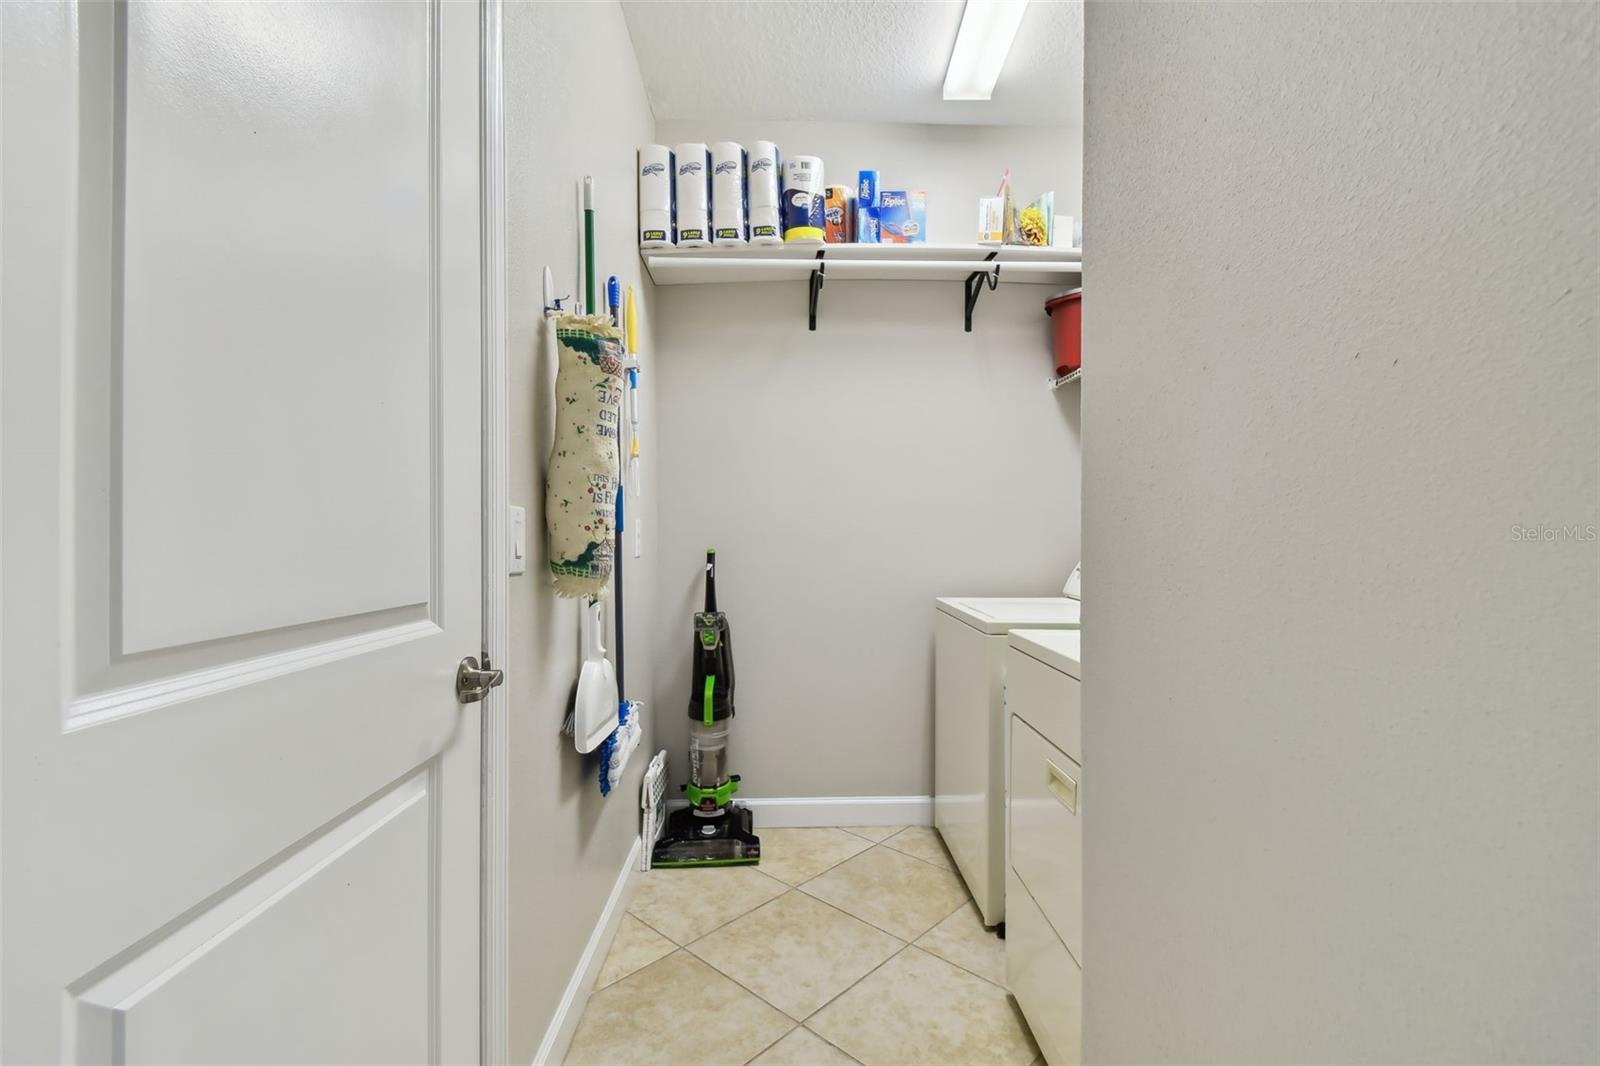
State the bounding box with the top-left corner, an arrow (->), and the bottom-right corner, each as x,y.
565,825 -> 1041,1066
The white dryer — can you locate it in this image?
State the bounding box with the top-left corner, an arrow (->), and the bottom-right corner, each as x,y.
933,592 -> 1080,927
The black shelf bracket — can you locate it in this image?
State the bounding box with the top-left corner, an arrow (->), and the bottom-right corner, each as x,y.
963,251 -> 1000,332
808,250 -> 826,331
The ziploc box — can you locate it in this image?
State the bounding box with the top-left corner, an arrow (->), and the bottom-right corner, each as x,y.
856,205 -> 879,243
855,169 -> 880,243
878,189 -> 927,243
824,185 -> 855,243
857,170 -> 879,209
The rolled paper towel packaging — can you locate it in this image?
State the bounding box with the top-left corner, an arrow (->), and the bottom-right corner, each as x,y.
747,140 -> 783,246
547,313 -> 625,598
781,155 -> 825,244
673,142 -> 711,248
711,141 -> 748,245
638,144 -> 674,248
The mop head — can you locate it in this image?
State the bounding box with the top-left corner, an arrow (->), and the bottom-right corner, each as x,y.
650,804 -> 761,868
547,313 -> 624,599
597,701 -> 642,796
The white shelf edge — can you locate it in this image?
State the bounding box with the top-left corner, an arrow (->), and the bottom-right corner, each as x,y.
643,241 -> 1080,262
1049,368 -> 1082,390
643,250 -> 1083,287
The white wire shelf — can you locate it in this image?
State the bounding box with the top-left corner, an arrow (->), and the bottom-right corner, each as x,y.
641,242 -> 1081,286
642,242 -> 1082,331
1049,368 -> 1083,390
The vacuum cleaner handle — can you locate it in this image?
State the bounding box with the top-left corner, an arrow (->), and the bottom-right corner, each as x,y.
704,548 -> 717,614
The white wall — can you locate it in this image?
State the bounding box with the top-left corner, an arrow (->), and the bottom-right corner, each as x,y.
1082,4 -> 1597,1062
503,3 -> 659,1061
650,119 -> 1082,799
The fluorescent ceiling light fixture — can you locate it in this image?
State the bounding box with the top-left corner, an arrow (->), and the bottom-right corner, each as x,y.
942,0 -> 1029,101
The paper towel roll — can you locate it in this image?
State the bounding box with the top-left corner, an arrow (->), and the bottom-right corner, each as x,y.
672,142 -> 711,248
711,141 -> 748,246
781,155 -> 824,245
637,144 -> 674,249
747,140 -> 783,246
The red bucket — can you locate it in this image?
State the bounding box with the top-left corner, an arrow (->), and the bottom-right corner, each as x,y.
1045,289 -> 1082,375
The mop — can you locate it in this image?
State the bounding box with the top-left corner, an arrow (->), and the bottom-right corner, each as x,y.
552,179 -> 627,757
595,273 -> 642,792
549,179 -> 623,600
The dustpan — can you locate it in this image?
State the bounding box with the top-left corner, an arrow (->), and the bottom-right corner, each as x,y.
574,599 -> 618,753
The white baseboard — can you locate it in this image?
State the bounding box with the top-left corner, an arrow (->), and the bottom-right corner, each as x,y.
532,834 -> 642,1066
668,795 -> 932,828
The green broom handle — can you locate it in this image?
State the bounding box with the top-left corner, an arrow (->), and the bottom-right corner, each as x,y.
583,177 -> 596,314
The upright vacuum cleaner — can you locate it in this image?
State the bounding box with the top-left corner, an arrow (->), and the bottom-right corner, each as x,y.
650,549 -> 761,867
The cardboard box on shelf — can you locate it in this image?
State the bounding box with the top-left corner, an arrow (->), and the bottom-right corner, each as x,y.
878,190 -> 927,243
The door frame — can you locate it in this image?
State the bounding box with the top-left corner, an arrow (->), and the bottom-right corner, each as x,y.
478,0 -> 511,1063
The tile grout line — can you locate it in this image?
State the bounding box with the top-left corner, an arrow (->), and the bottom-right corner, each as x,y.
624,837 -> 974,1034
738,1019 -> 803,1066
800,940 -> 917,1028
684,885 -> 905,1025
790,876 -> 916,948
595,914 -> 677,991
592,945 -> 690,996
919,946 -> 1013,994
630,828 -> 940,938
675,842 -> 933,1028
582,929 -> 1009,1066
795,843 -> 974,943
581,947 -> 805,1066
792,882 -> 945,944
597,871 -> 997,1063
877,828 -> 962,874
591,858 -> 1017,1065
681,885 -> 795,983
641,831 -> 895,953
765,827 -> 880,889
805,938 -> 1036,1065
799,1024 -> 866,1066
628,866 -> 791,947
912,896 -> 1016,993
625,907 -> 684,947
839,824 -> 904,843
882,843 -> 958,873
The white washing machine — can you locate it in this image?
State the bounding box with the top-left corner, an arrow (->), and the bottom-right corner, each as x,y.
934,590 -> 1080,928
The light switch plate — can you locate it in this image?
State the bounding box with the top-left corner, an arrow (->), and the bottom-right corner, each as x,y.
508,505 -> 527,576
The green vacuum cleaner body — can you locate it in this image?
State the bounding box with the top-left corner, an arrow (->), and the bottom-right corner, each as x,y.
651,550 -> 761,868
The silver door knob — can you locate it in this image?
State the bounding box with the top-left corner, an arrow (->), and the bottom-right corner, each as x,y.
456,656 -> 504,704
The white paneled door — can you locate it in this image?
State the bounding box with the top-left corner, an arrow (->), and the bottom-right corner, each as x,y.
1,2 -> 484,1062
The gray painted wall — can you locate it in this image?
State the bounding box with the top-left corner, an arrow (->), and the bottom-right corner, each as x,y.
504,3 -> 659,1060
648,121 -> 1082,798
1081,4 -> 1597,1062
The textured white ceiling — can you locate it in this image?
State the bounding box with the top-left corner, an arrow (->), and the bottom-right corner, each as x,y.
619,1 -> 1083,128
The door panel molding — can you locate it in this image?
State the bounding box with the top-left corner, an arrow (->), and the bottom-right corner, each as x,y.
68,764 -> 438,1064
64,0 -> 450,714
66,618 -> 441,732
